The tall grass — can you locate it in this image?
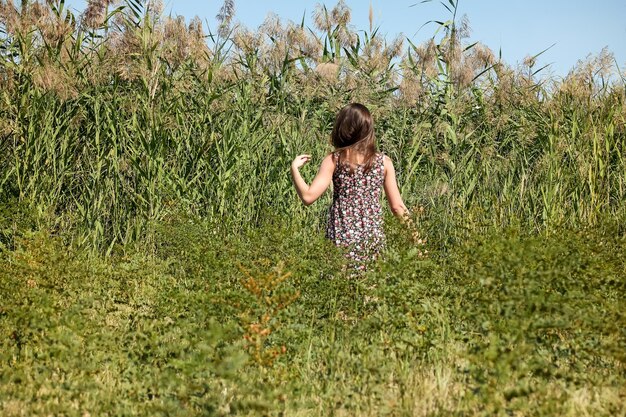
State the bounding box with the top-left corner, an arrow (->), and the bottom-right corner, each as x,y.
0,0 -> 624,249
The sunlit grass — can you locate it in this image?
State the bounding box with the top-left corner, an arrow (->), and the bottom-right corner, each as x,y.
1,218 -> 623,416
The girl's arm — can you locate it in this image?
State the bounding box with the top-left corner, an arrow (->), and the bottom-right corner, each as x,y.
291,154 -> 335,206
383,155 -> 409,218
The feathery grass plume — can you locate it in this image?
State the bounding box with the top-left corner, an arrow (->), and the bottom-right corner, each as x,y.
384,34 -> 404,60
441,33 -> 462,68
490,62 -> 523,115
398,60 -> 425,105
232,26 -> 258,54
330,0 -> 350,26
327,0 -> 355,49
104,26 -> 129,79
258,12 -> 290,74
82,0 -> 118,29
187,16 -> 210,66
560,47 -> 616,101
0,0 -> 17,34
451,59 -> 474,89
462,43 -> 496,91
0,0 -> 12,22
360,33 -> 400,79
472,43 -> 495,67
161,13 -> 210,71
413,38 -> 438,79
32,56 -> 77,99
298,29 -> 322,60
18,1 -> 50,38
266,38 -> 289,75
423,38 -> 438,63
286,23 -> 306,47
336,26 -> 356,49
39,8 -> 73,46
146,0 -> 163,17
105,11 -> 148,81
110,6 -> 126,29
457,13 -> 471,39
163,15 -> 189,70
314,61 -> 339,81
369,1 -> 373,33
216,0 -> 234,39
188,15 -> 203,38
0,0 -> 39,35
28,1 -> 46,22
523,54 -> 536,71
0,1 -> 17,34
106,0 -> 166,88
595,46 -> 615,79
312,3 -> 331,33
259,12 -> 281,39
285,22 -> 321,64
444,16 -> 464,62
362,35 -> 382,60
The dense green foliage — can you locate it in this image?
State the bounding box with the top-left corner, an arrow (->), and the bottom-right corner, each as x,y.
1,215 -> 624,416
1,1 -> 625,415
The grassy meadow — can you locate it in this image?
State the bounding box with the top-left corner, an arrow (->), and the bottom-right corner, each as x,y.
1,0 -> 625,415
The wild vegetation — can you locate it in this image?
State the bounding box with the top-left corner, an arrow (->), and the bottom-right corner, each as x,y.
0,0 -> 624,415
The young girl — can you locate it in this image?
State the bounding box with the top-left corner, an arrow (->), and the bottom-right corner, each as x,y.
291,103 -> 408,268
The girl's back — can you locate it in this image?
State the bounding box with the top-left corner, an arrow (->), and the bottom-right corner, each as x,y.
326,152 -> 385,266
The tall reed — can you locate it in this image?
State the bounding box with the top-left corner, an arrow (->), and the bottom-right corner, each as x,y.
0,0 -> 624,249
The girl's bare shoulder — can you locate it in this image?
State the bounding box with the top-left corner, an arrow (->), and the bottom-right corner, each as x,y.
322,152 -> 338,168
381,153 -> 395,175
381,153 -> 392,164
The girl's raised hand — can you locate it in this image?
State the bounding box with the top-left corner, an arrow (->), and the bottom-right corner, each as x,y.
291,154 -> 311,169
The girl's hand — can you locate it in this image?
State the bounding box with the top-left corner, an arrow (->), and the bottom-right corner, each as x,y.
292,155 -> 311,169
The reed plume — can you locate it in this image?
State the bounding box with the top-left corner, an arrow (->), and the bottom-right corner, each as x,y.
216,0 -> 235,38
82,0 -> 119,29
312,3 -> 331,33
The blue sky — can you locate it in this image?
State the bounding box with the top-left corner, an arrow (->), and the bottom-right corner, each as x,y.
65,0 -> 626,77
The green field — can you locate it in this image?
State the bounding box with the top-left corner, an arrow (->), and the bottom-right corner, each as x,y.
1,1 -> 625,415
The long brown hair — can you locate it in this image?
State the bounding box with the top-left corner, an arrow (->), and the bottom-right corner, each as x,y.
331,103 -> 377,172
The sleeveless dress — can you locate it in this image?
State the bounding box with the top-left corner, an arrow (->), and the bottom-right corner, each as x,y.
325,152 -> 386,268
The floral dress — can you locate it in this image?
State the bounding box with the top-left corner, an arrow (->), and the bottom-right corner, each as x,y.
326,152 -> 386,268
